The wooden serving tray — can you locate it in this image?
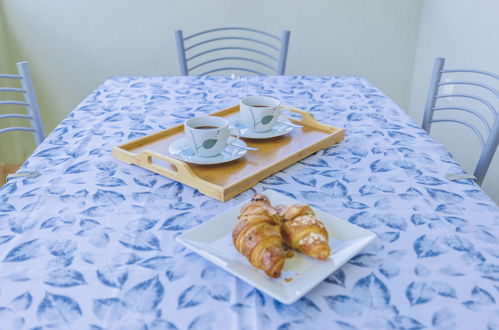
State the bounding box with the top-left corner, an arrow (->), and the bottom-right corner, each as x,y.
112,105 -> 344,201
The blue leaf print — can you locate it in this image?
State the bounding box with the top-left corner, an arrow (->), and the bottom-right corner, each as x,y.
261,175 -> 288,185
377,261 -> 399,280
169,201 -> 194,211
134,174 -> 158,188
381,214 -> 407,231
426,188 -> 463,203
165,259 -> 188,281
178,285 -> 210,308
324,295 -> 363,317
81,205 -> 113,217
410,214 -> 439,226
93,298 -> 126,321
431,280 -> 457,298
209,284 -> 230,301
334,321 -> 359,330
119,231 -> 161,251
474,229 -> 499,244
325,269 -> 345,287
96,177 -> 126,187
392,316 -> 425,330
35,146 -> 62,157
37,292 -> 82,326
343,201 -> 369,209
406,281 -> 436,306
64,161 -> 90,174
47,239 -> 77,256
0,202 -> 15,212
10,291 -> 32,311
124,275 -> 164,313
3,239 -> 42,262
321,180 -> 347,197
301,191 -> 330,204
413,235 -> 449,258
352,273 -> 390,308
370,159 -> 395,172
156,181 -> 184,200
44,268 -> 86,287
245,288 -> 266,306
263,188 -> 296,199
126,218 -> 159,231
443,235 -> 474,252
439,264 -> 465,277
374,197 -> 391,210
348,253 -> 381,267
277,320 -> 310,330
415,175 -> 445,185
378,232 -> 400,243
93,189 -> 125,205
471,286 -> 496,304
291,174 -> 316,187
112,252 -> 142,266
187,313 -> 215,330
274,297 -> 321,319
0,235 -> 14,246
432,308 -> 456,329
96,266 -> 128,288
348,211 -> 381,229
139,256 -> 171,270
150,319 -> 179,330
159,212 -> 201,231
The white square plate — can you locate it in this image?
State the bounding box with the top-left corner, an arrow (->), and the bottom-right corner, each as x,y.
176,190 -> 377,304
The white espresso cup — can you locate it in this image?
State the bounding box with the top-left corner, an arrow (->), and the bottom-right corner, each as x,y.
184,116 -> 239,157
240,96 -> 282,133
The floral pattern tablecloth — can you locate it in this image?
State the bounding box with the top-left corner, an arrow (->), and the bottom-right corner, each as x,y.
1,76 -> 498,330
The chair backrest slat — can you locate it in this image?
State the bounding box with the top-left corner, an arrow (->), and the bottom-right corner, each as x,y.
0,62 -> 44,147
185,36 -> 280,52
430,118 -> 486,148
433,106 -> 491,131
187,47 -> 279,63
175,27 -> 290,76
199,67 -> 266,76
0,114 -> 33,120
0,74 -> 22,79
438,81 -> 498,98
0,101 -> 30,107
184,27 -> 281,41
189,56 -> 276,73
422,57 -> 499,185
0,127 -> 36,134
0,87 -> 25,93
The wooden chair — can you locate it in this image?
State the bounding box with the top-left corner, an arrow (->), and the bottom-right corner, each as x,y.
422,57 -> 499,185
175,27 -> 290,76
0,61 -> 44,147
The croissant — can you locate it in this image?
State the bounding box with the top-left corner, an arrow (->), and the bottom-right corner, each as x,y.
232,194 -> 285,278
275,204 -> 330,260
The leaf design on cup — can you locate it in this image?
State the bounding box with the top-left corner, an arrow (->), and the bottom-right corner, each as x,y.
202,139 -> 218,149
261,115 -> 274,125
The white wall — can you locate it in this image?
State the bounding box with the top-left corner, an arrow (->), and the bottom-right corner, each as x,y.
409,0 -> 499,203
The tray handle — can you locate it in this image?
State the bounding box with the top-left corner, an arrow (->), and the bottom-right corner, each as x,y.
283,106 -> 336,132
137,150 -> 223,197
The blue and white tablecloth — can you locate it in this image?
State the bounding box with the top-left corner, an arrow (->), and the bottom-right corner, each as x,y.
1,76 -> 498,330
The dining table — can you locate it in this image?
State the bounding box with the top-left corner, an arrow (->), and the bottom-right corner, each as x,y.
1,75 -> 498,330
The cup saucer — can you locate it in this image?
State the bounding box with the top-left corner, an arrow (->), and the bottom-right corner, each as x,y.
168,137 -> 247,165
230,118 -> 294,139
